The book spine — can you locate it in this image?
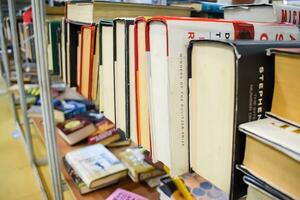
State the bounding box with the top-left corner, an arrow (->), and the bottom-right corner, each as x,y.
88,129 -> 118,144
274,4 -> 300,26
62,157 -> 86,194
201,2 -> 224,14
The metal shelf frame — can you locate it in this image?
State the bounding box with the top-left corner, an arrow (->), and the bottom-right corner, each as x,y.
0,0 -> 64,199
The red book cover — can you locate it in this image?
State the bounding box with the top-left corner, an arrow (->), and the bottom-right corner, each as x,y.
22,7 -> 32,24
88,128 -> 119,144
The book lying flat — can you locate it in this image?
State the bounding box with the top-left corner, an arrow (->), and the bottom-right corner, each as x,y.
66,1 -> 191,23
65,144 -> 128,189
106,188 -> 148,200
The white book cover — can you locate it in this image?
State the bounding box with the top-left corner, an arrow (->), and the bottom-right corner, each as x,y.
274,3 -> 300,25
239,117 -> 300,161
147,16 -> 299,176
65,144 -> 126,188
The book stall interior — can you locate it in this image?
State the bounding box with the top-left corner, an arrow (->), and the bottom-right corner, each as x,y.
0,0 -> 299,199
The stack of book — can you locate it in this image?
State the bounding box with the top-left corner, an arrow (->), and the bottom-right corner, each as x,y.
63,144 -> 128,194
237,48 -> 300,199
21,0 -> 300,198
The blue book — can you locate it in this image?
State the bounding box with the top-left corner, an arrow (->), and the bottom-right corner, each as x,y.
55,100 -> 86,119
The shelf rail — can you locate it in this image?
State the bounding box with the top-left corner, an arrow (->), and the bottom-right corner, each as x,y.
7,0 -> 35,165
31,0 -> 64,199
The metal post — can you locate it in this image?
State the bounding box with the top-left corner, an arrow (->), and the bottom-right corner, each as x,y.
31,0 -> 63,199
7,0 -> 35,164
0,0 -> 19,123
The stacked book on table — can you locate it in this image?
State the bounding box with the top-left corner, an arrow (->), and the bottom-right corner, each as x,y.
237,48 -> 300,200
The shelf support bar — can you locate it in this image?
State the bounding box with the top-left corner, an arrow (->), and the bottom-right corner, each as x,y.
0,0 -> 18,124
31,0 -> 63,199
7,0 -> 35,165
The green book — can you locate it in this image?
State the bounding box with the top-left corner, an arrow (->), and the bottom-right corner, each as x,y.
48,21 -> 61,75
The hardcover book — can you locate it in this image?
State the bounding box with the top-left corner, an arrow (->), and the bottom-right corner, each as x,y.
113,18 -> 135,139
79,25 -> 96,99
188,40 -> 300,199
134,17 -> 151,151
66,1 -> 191,23
54,100 -> 86,120
65,144 -> 128,189
119,148 -> 165,183
87,128 -> 122,145
146,16 -> 299,177
238,117 -> 300,199
63,157 -> 106,194
274,3 -> 300,25
267,48 -> 300,125
56,116 -> 96,145
98,20 -> 116,124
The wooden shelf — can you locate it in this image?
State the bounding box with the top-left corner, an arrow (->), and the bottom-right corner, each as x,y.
32,117 -> 160,200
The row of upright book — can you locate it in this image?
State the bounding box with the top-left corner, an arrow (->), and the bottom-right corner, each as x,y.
9,0 -> 300,199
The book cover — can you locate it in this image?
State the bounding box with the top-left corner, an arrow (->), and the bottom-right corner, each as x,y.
146,16 -> 300,177
267,48 -> 300,125
65,144 -> 127,188
49,21 -> 61,75
119,147 -> 165,182
187,40 -> 300,199
56,116 -> 92,135
106,188 -> 148,200
63,156 -> 104,194
98,20 -> 116,124
79,25 -> 96,99
113,18 -> 135,138
274,4 -> 300,25
55,100 -> 86,119
87,128 -> 120,145
134,17 -> 152,152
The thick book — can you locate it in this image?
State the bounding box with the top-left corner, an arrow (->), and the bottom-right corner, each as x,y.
113,18 -> 135,140
56,116 -> 96,145
267,48 -> 300,125
98,20 -> 116,124
66,1 -> 191,23
65,144 -> 128,189
238,117 -> 300,199
62,156 -> 107,194
146,16 -> 299,176
188,40 -> 300,199
134,17 -> 152,152
274,3 -> 300,25
79,25 -> 96,99
224,4 -> 274,22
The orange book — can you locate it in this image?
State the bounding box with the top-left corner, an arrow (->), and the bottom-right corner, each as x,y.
79,25 -> 96,99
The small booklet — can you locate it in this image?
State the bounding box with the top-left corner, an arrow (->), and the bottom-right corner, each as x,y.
106,188 -> 148,200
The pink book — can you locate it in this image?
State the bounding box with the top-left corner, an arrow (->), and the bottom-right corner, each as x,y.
106,188 -> 148,200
